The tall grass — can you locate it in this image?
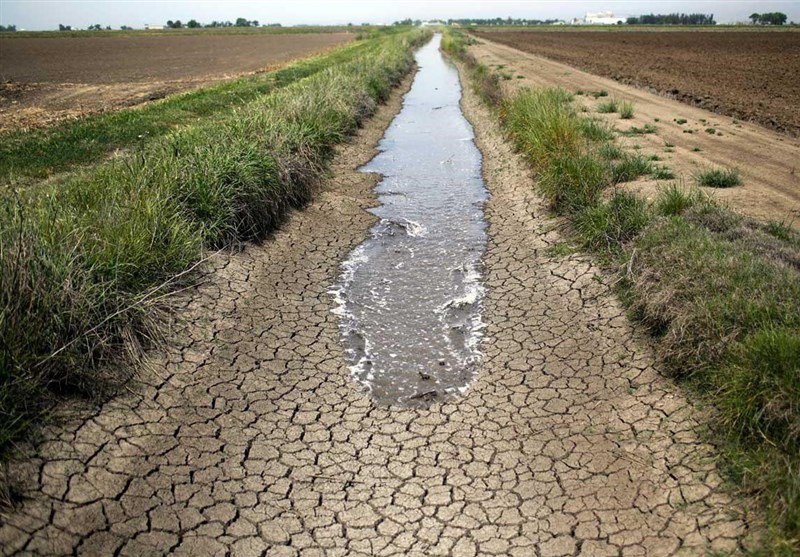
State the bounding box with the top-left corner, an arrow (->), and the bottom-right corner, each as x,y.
0,29 -> 431,456
443,28 -> 800,553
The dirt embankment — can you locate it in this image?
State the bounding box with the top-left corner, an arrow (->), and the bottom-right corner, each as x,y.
468,36 -> 800,226
472,30 -> 800,137
0,33 -> 352,131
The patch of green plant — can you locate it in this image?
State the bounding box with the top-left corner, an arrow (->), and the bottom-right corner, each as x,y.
648,154 -> 661,161
544,241 -> 576,257
619,101 -> 635,119
598,143 -> 624,160
579,118 -> 615,141
655,184 -> 705,216
692,147 -> 703,152
696,167 -> 742,188
624,123 -> 657,136
590,90 -> 609,98
675,118 -> 688,125
610,153 -> 653,183
706,127 -> 717,134
576,191 -> 650,253
597,99 -> 619,113
651,166 -> 676,180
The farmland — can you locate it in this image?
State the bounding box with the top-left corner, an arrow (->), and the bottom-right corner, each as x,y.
2,21 -> 800,556
0,32 -> 353,131
471,29 -> 800,136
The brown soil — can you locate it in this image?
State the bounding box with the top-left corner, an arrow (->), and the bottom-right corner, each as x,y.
0,33 -> 352,131
472,29 -> 800,137
469,36 -> 800,226
0,57 -> 756,556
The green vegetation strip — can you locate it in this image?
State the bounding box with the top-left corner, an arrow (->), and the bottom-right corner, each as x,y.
443,29 -> 800,555
0,32 -> 401,184
0,29 -> 431,458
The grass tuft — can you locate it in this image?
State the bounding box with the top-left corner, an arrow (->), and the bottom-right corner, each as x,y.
696,167 -> 742,188
619,101 -> 635,119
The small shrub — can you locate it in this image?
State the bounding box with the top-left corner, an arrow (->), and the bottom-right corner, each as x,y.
692,147 -> 702,152
696,167 -> 742,188
675,118 -> 688,125
706,127 -> 717,134
591,90 -> 609,98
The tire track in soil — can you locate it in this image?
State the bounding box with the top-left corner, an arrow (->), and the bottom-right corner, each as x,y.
0,60 -> 754,556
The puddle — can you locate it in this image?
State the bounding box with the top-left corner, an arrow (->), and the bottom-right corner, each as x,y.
331,34 -> 488,407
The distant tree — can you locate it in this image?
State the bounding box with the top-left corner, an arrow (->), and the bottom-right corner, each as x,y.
105,25 -> 111,30
87,23 -> 102,31
627,13 -> 714,25
235,17 -> 249,27
120,25 -> 133,30
58,23 -> 72,31
749,13 -> 760,24
0,24 -> 17,32
166,20 -> 183,28
187,19 -> 200,28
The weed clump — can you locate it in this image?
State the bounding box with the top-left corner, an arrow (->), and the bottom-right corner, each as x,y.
696,167 -> 742,188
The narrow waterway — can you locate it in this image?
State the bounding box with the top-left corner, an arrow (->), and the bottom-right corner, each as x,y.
332,34 -> 488,406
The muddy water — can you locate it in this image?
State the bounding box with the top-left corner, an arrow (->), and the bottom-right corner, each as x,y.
332,34 -> 488,406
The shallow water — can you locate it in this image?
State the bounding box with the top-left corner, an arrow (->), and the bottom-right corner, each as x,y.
331,34 -> 488,406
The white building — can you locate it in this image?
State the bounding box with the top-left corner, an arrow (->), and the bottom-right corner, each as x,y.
572,11 -> 625,25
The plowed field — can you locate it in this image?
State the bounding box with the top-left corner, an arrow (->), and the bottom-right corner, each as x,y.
472,29 -> 800,136
0,32 -> 352,130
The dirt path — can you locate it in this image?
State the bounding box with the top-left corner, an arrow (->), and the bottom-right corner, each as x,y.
0,58 -> 753,555
471,36 -> 800,226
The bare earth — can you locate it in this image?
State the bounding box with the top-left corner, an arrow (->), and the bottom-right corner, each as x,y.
0,62 -> 754,554
471,36 -> 800,226
0,33 -> 352,132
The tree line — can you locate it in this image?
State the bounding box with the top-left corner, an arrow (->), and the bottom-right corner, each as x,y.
166,18 -> 280,28
749,12 -> 788,25
626,13 -> 715,25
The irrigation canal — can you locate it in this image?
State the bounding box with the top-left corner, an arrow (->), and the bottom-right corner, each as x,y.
332,34 -> 489,406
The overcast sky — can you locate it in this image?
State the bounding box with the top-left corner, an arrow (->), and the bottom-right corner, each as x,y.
2,0 -> 799,30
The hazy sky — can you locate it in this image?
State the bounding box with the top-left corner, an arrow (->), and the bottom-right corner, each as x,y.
2,0 -> 799,30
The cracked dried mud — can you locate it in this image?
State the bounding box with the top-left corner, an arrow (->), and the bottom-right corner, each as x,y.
0,46 -> 754,556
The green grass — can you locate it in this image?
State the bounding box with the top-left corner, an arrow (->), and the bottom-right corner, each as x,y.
706,127 -> 717,134
610,153 -> 653,183
0,37 -> 390,184
590,90 -> 609,98
624,123 -> 658,135
597,99 -> 619,113
444,32 -> 800,550
696,167 -> 742,188
619,101 -> 635,119
651,166 -> 676,180
0,28 -> 431,458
